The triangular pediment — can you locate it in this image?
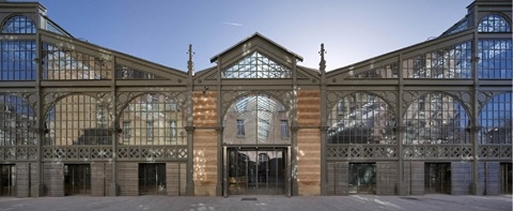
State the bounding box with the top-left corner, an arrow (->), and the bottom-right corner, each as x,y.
209,33 -> 303,79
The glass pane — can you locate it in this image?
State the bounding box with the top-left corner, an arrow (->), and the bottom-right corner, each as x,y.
45,94 -> 111,146
0,41 -> 37,81
478,14 -> 512,33
348,163 -> 376,194
403,41 -> 472,79
224,95 -> 289,145
42,43 -> 112,80
327,93 -> 395,144
403,93 -> 469,144
0,94 -> 36,146
478,92 -> 512,144
478,39 -> 512,79
222,51 -> 292,79
119,93 -> 185,146
1,15 -> 36,34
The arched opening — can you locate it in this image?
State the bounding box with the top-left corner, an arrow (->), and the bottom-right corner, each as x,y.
222,94 -> 290,196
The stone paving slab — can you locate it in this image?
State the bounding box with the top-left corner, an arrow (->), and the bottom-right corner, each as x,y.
0,194 -> 511,211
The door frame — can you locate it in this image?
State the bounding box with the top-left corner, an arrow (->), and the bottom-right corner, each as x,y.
223,146 -> 291,197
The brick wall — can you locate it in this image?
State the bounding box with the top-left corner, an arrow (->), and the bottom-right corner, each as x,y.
193,91 -> 218,196
296,89 -> 321,196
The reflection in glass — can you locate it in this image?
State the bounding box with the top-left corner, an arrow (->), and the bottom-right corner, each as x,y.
403,42 -> 472,79
404,93 -> 469,144
0,41 -> 37,81
45,94 -> 111,146
479,92 -> 512,144
327,93 -> 395,144
478,39 -> 512,79
120,93 -> 185,146
478,14 -> 512,33
348,163 -> 376,194
1,15 -> 36,34
0,94 -> 36,146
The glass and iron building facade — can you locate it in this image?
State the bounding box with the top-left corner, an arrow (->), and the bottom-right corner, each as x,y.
0,0 -> 511,197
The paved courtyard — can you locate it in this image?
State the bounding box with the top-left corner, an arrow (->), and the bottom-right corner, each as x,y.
0,194 -> 511,211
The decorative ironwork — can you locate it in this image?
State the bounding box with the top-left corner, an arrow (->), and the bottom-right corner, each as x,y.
116,146 -> 187,161
42,146 -> 113,161
0,147 -> 38,161
403,145 -> 473,159
478,145 -> 512,160
326,145 -> 397,159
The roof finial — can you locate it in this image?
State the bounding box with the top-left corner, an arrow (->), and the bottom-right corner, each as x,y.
319,43 -> 327,74
187,44 -> 194,75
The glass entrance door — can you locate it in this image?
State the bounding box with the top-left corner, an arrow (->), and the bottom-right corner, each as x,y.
139,163 -> 166,195
227,147 -> 286,195
348,163 -> 376,194
64,164 -> 91,195
0,165 -> 15,196
425,163 -> 451,194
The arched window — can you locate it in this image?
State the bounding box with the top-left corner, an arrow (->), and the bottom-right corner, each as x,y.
119,93 -> 184,146
403,93 -> 469,144
1,15 -> 36,34
45,94 -> 111,146
478,14 -> 512,33
327,92 -> 395,144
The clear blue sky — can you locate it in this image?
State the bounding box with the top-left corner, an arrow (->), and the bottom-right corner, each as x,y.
18,0 -> 473,72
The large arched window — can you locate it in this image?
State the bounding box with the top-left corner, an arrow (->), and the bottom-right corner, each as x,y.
478,92 -> 512,144
223,94 -> 289,145
45,94 -> 111,146
119,93 -> 184,146
403,93 -> 469,144
1,15 -> 36,34
478,14 -> 512,33
0,94 -> 36,146
327,92 -> 395,144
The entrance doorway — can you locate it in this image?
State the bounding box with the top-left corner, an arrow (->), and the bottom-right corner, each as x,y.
501,163 -> 512,194
425,163 -> 451,194
139,163 -> 166,195
226,147 -> 286,195
64,164 -> 91,195
348,163 -> 376,194
0,165 -> 15,196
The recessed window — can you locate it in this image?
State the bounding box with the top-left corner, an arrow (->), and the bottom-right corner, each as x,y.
237,119 -> 245,136
280,120 -> 289,138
